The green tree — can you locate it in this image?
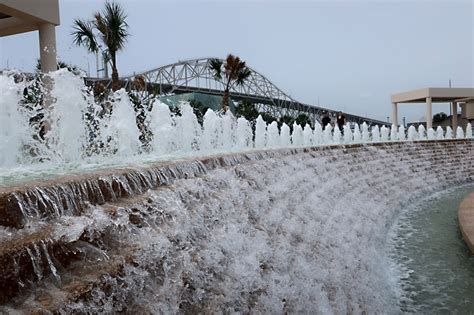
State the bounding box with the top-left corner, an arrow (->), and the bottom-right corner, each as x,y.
261,113 -> 277,124
295,113 -> 312,128
209,54 -> 252,112
72,1 -> 129,91
235,100 -> 259,122
279,115 -> 295,131
433,112 -> 448,123
189,99 -> 208,125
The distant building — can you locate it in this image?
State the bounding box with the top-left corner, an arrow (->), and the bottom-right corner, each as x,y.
391,88 -> 474,130
0,0 -> 60,73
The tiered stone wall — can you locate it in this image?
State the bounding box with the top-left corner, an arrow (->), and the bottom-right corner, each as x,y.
0,139 -> 472,311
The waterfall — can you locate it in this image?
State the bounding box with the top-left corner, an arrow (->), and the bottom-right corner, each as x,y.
1,141 -> 472,313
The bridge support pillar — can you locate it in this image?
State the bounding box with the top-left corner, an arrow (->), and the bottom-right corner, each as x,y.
426,97 -> 433,129
391,102 -> 398,127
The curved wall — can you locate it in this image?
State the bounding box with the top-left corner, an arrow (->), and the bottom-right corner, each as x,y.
459,191 -> 474,254
0,139 -> 473,313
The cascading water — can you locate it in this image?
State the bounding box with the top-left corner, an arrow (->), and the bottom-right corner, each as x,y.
0,140 -> 472,313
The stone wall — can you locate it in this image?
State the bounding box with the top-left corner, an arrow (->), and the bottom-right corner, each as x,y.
0,139 -> 472,312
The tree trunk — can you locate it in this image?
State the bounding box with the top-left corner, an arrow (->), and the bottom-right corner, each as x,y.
222,89 -> 230,113
111,53 -> 120,91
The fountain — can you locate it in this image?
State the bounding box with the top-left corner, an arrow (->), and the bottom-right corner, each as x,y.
397,125 -> 406,141
446,126 -> 454,139
371,125 -> 380,142
390,124 -> 397,141
418,125 -> 426,140
353,123 -> 361,142
361,122 -> 370,142
427,128 -> 436,140
343,123 -> 352,143
436,126 -> 444,140
0,69 -> 473,313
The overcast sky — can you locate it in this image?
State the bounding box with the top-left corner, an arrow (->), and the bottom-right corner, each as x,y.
0,0 -> 472,122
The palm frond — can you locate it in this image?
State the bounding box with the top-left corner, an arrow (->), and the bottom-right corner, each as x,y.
72,18 -> 98,53
209,59 -> 223,81
236,67 -> 251,86
99,1 -> 129,53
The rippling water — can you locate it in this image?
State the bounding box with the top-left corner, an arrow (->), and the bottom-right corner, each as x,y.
389,185 -> 474,313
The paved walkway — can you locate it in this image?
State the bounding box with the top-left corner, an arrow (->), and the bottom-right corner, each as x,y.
459,191 -> 474,254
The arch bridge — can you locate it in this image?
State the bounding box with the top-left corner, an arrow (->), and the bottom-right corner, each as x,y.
87,57 -> 386,126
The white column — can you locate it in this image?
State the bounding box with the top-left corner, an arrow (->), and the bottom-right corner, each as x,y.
451,102 -> 458,130
38,23 -> 57,72
391,102 -> 398,126
426,97 -> 433,129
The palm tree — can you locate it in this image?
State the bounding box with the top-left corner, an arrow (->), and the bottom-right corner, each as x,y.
210,54 -> 252,112
72,1 -> 129,91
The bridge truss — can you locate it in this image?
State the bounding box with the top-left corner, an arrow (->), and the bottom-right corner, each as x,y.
88,57 -> 386,126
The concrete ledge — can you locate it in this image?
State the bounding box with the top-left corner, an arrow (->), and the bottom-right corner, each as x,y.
459,191 -> 474,254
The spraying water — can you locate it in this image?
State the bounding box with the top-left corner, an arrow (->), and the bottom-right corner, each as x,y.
0,69 -> 472,186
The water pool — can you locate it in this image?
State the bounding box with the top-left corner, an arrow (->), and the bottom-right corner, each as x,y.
389,185 -> 474,313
